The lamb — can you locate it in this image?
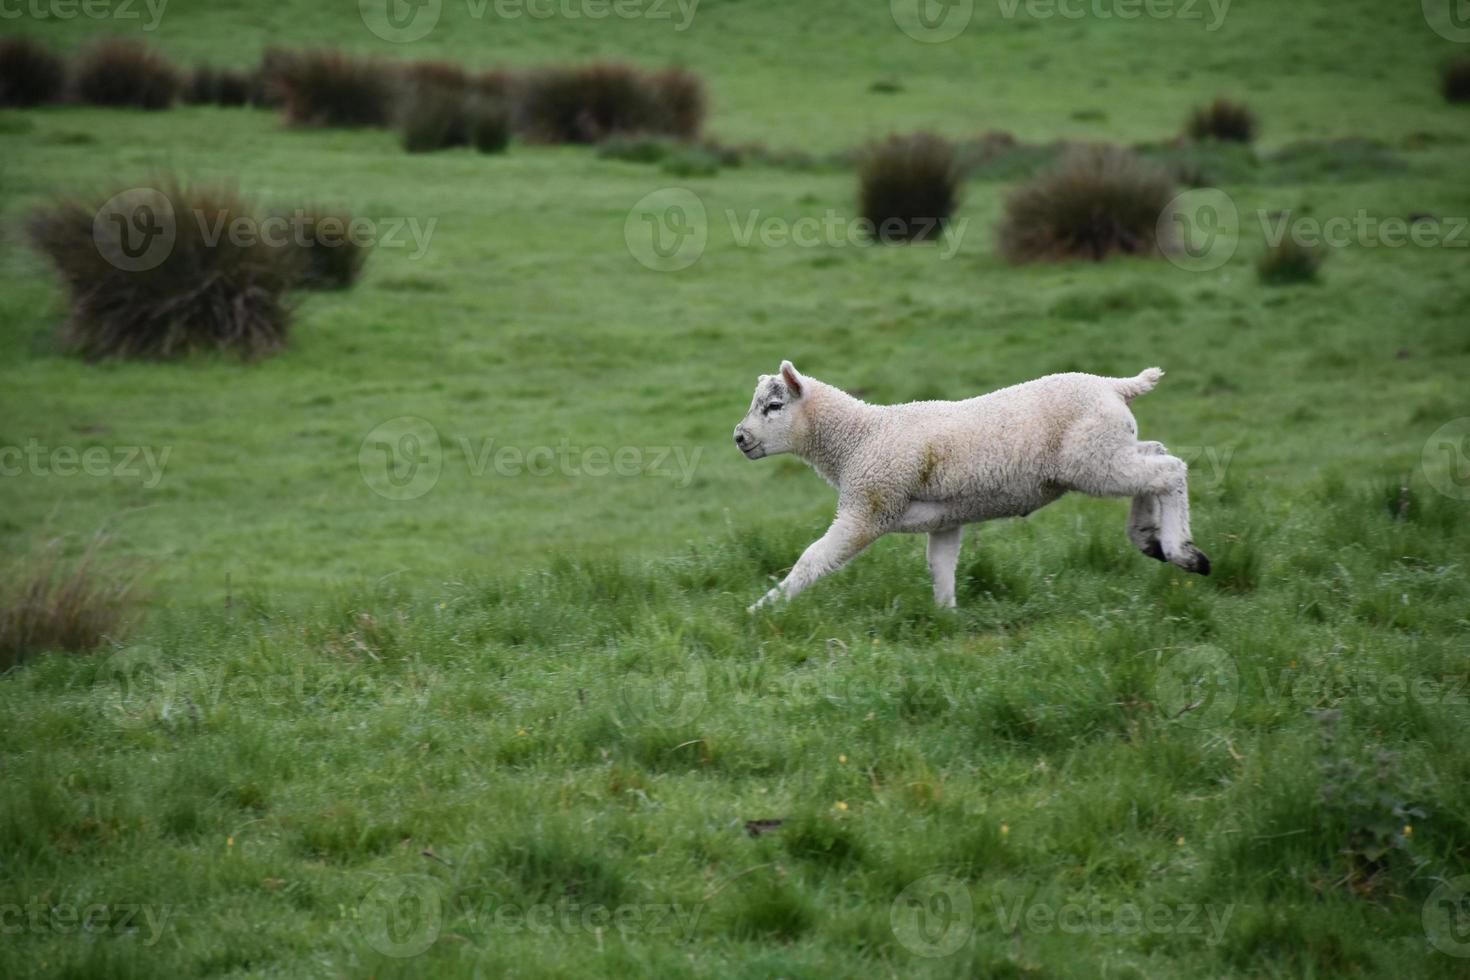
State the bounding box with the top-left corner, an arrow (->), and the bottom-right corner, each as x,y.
733,361 -> 1210,610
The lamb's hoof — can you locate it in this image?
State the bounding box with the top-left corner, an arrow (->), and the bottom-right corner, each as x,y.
1178,543 -> 1211,576
1140,540 -> 1167,562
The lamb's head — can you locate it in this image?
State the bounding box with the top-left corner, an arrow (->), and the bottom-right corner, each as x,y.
733,360 -> 806,460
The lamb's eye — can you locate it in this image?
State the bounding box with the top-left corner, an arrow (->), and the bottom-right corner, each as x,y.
763,402 -> 783,415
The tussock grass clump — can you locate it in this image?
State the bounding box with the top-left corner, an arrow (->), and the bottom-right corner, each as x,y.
185,65 -> 253,107
396,71 -> 509,155
27,179 -> 296,358
468,101 -> 510,154
399,84 -> 471,152
1,536 -> 137,670
283,207 -> 369,289
517,63 -> 654,143
73,38 -> 180,110
476,67 -> 520,101
1187,97 -> 1257,142
400,58 -> 470,93
0,35 -> 66,107
1258,236 -> 1325,285
247,47 -> 292,107
1441,57 -> 1470,103
998,144 -> 1176,263
183,65 -> 219,105
856,132 -> 961,242
650,65 -> 705,139
274,49 -> 394,127
516,62 -> 705,143
212,68 -> 250,106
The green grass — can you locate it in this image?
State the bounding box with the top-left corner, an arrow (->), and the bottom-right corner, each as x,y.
3,1 -> 1470,976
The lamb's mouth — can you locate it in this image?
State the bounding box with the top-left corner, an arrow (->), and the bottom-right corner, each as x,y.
740,442 -> 766,459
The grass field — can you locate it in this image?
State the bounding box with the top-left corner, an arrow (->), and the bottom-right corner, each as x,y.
3,1 -> 1470,976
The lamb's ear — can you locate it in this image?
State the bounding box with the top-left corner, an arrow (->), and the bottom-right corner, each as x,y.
780,360 -> 804,397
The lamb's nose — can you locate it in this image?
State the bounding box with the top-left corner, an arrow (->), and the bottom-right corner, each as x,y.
733,427 -> 749,448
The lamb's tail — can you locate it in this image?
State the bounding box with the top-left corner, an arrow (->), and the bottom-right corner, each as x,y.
1111,367 -> 1164,404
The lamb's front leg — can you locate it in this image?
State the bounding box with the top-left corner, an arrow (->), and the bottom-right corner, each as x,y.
926,526 -> 962,608
749,513 -> 881,611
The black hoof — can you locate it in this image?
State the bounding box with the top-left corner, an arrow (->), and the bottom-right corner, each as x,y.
1181,543 -> 1211,576
1141,540 -> 1167,562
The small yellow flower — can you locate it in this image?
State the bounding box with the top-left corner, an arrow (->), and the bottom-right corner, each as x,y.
834,800 -> 848,811
1177,836 -> 1186,847
516,727 -> 528,737
838,754 -> 848,764
1403,825 -> 1413,836
227,836 -> 234,849
1000,823 -> 1009,836
438,602 -> 446,610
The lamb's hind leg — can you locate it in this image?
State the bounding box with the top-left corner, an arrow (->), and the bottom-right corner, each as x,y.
926,526 -> 962,608
1129,494 -> 1167,562
1129,442 -> 1167,562
1156,465 -> 1210,574
1075,450 -> 1210,575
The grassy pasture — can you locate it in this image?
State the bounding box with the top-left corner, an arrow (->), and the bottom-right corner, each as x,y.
2,1 -> 1470,977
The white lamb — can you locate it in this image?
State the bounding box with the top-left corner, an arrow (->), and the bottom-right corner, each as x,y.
733,361 -> 1210,610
